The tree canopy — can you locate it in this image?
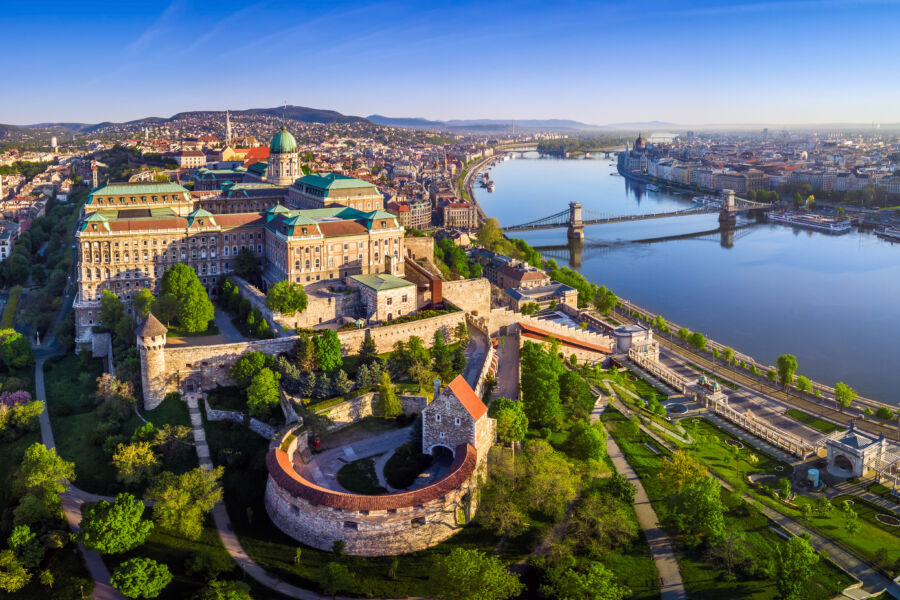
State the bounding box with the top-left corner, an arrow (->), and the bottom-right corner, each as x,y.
16,442 -> 75,510
834,382 -> 856,412
0,329 -> 34,370
430,547 -> 524,600
80,493 -> 153,554
149,467 -> 224,540
110,557 -> 172,599
314,330 -> 343,372
776,354 -> 798,388
266,280 -> 309,315
490,397 -> 528,445
160,264 -> 214,332
247,367 -> 281,418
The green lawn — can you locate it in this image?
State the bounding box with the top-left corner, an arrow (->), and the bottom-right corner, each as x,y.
205,385 -> 246,413
602,407 -> 853,600
337,455 -> 386,495
1,284 -> 22,328
384,442 -> 433,489
44,354 -> 194,495
784,408 -> 842,434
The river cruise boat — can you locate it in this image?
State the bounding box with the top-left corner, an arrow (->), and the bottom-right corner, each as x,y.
647,184 -> 660,192
486,180 -> 495,192
875,226 -> 900,242
766,211 -> 852,234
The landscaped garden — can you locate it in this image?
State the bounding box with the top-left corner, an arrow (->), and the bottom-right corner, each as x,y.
784,408 -> 842,434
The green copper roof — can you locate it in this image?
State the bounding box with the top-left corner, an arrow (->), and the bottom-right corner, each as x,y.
294,173 -> 377,194
269,126 -> 297,154
283,214 -> 318,227
247,161 -> 268,174
265,204 -> 291,214
350,274 -> 415,292
361,209 -> 397,221
87,182 -> 191,205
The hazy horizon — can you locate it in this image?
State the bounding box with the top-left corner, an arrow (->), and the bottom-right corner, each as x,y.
4,0 -> 900,126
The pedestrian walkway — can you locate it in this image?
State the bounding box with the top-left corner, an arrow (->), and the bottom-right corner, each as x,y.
704,411 -> 798,464
605,433 -> 687,600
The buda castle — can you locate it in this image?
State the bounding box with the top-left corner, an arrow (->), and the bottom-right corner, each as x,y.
73,125 -> 402,344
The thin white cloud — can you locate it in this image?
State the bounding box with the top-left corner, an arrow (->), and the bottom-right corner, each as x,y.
184,2 -> 268,53
129,1 -> 182,52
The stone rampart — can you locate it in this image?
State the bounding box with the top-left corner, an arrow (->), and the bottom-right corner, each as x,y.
150,311 -> 466,401
264,431 -> 477,556
287,391 -> 428,432
204,396 -> 245,425
442,278 -> 491,317
403,236 -> 434,261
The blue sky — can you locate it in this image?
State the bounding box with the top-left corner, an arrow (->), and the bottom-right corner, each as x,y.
3,1 -> 900,125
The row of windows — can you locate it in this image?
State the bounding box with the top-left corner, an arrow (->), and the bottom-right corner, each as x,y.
434,414 -> 462,425
82,232 -> 263,250
93,194 -> 186,205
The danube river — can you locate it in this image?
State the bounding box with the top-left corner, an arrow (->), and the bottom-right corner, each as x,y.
474,153 -> 900,403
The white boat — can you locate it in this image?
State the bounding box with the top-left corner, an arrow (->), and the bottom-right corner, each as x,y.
647,184 -> 660,192
876,226 -> 900,242
487,181 -> 495,192
767,212 -> 852,234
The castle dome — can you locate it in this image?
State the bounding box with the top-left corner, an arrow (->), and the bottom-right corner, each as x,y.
634,133 -> 645,150
270,126 -> 297,154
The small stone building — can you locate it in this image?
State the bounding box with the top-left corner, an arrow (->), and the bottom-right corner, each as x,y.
422,375 -> 495,465
349,273 -> 416,323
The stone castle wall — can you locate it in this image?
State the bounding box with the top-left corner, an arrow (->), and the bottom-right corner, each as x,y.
442,278 -> 491,317
264,432 -> 478,556
142,311 -> 467,406
403,236 -> 434,261
290,391 -> 428,432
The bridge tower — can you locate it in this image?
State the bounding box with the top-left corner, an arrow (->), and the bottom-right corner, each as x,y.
568,201 -> 584,241
718,188 -> 737,226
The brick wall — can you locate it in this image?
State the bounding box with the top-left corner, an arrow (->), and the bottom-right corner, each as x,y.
442,278 -> 491,317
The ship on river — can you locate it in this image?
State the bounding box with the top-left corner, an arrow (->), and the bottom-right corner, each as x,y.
766,211 -> 852,234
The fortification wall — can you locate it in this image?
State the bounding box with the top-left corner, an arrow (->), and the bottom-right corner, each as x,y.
442,278 -> 491,317
303,392 -> 428,432
146,311 -> 467,401
404,236 -> 434,261
264,432 -> 478,556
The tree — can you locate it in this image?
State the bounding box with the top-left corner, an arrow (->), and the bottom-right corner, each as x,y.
708,529 -> 749,579
776,535 -> 819,600
475,217 -> 503,248
431,547 -> 524,600
520,341 -> 563,428
8,524 -> 44,567
676,327 -> 690,341
266,281 -> 308,315
16,442 -> 75,510
230,352 -> 275,389
567,494 -> 638,553
377,371 -> 401,417
776,354 -> 798,388
767,369 -> 777,383
687,331 -> 706,350
722,347 -> 735,364
178,286 -> 215,332
292,333 -> 317,372
0,329 -> 34,370
454,321 -> 470,347
194,580 -> 253,600
452,345 -> 467,376
834,382 -> 856,412
592,286 -> 617,314
80,493 -> 153,554
100,289 -> 126,329
568,421 -> 606,461
133,289 -> 155,320
96,373 -> 137,418
160,264 -> 214,332
247,368 -> 281,418
670,476 -> 725,538
844,507 -> 860,535
779,477 -> 792,500
539,562 -> 629,600
318,562 -> 352,598
113,442 -> 160,487
234,248 -> 260,280
111,557 -> 172,599
149,467 -> 223,540
358,334 -> 378,366
0,550 -> 30,593
152,293 -> 179,326
314,330 -> 342,373
490,398 -> 528,445
431,330 -> 453,382
864,407 -> 873,420
796,375 -> 812,394
659,450 -> 707,494
331,370 -> 353,396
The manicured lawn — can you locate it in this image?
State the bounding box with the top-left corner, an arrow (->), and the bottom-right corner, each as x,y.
45,353 -> 194,495
784,408 -> 842,434
384,441 -> 433,489
204,418 -> 537,598
205,385 -> 246,413
337,455 -> 386,495
602,407 -> 853,600
1,284 -> 22,328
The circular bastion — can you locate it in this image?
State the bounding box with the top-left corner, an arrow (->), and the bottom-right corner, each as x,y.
264,428 -> 479,556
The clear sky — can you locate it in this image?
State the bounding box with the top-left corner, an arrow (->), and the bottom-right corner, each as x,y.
4,0 -> 900,126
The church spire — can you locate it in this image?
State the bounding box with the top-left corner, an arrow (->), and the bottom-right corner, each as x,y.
225,110 -> 232,146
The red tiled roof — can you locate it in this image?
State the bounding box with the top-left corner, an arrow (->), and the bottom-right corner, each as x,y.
447,375 -> 488,421
318,221 -> 368,237
267,443 -> 476,510
242,147 -> 270,166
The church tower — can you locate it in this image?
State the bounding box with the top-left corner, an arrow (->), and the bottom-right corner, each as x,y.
136,313 -> 168,410
225,110 -> 232,146
268,125 -> 299,186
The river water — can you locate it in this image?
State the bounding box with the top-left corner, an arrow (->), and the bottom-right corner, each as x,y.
473,153 -> 900,403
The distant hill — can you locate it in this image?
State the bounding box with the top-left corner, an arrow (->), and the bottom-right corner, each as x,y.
605,120 -> 677,129
0,124 -> 25,139
367,115 -> 603,131
167,105 -> 367,124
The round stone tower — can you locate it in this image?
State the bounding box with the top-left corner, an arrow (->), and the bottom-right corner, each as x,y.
136,313 -> 168,410
268,125 -> 299,186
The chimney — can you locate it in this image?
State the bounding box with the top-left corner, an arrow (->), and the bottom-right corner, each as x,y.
433,378 -> 441,399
